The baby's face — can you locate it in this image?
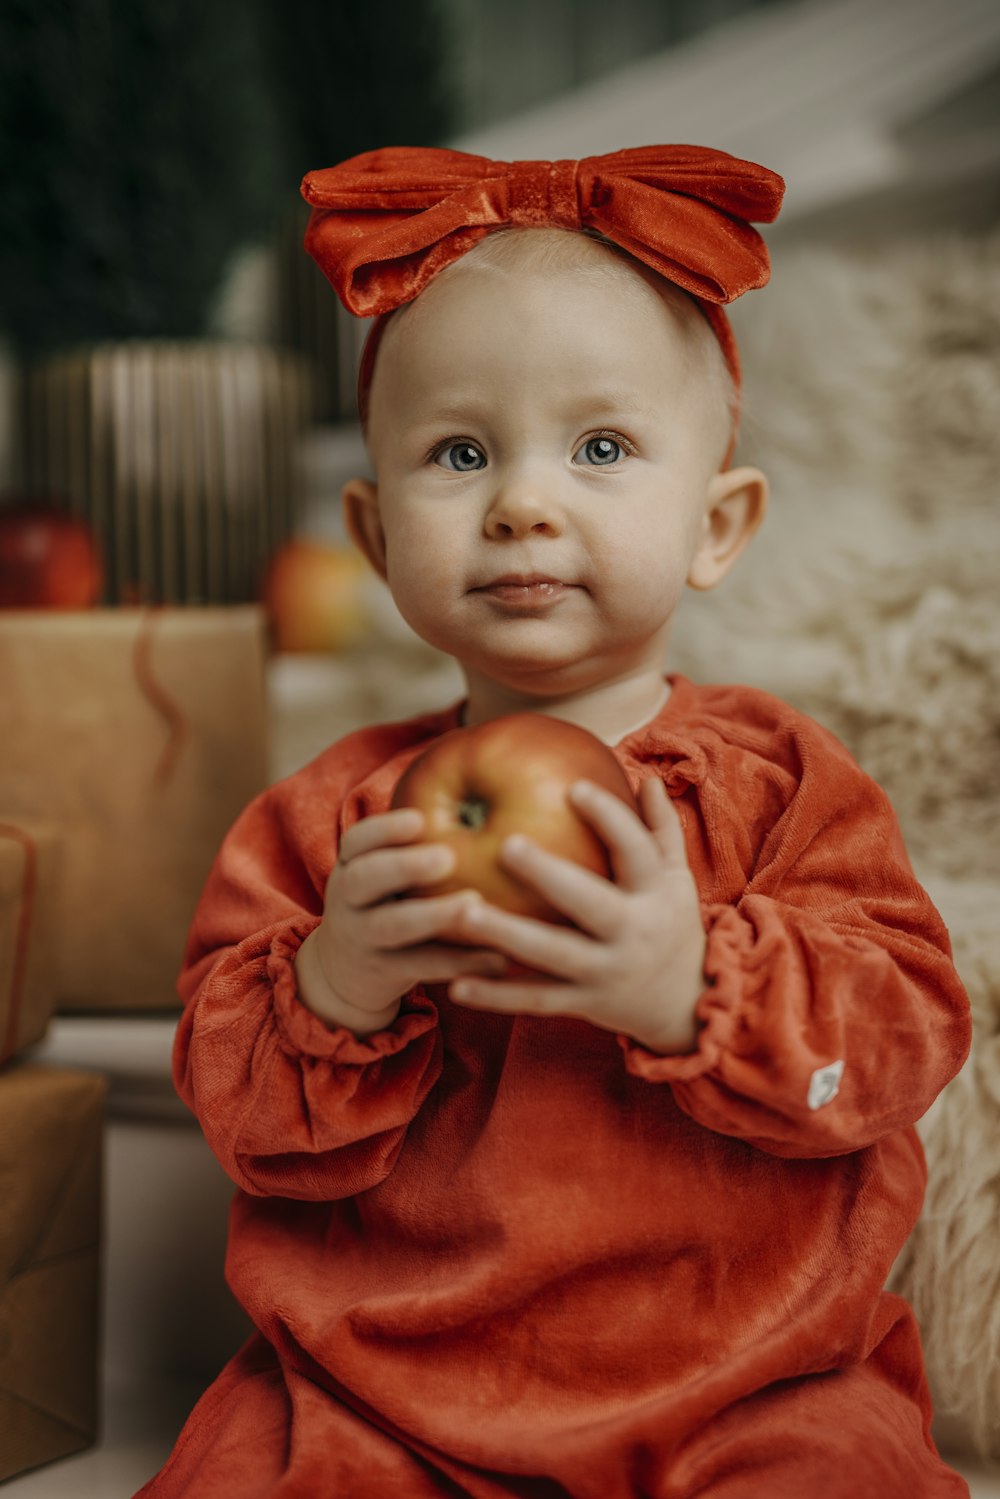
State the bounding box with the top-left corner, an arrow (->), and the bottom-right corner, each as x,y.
349,241 -> 746,700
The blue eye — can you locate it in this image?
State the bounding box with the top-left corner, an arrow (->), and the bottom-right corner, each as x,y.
434,441 -> 486,472
576,436 -> 623,466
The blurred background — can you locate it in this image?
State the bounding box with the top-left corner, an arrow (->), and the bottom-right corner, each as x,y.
1,0 -> 998,622
1,1 -> 999,1493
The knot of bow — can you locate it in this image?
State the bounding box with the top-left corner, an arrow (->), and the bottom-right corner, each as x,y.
301,144 -> 784,318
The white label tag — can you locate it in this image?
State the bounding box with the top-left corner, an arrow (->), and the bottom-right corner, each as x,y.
808,1060 -> 845,1111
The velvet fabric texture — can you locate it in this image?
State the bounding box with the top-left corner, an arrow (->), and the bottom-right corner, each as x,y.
138,678 -> 970,1498
300,144 -> 785,430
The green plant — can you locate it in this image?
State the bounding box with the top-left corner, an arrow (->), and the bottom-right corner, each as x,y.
257,0 -> 456,179
0,0 -> 455,355
0,0 -> 282,353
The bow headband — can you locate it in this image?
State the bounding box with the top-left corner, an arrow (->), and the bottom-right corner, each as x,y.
300,144 -> 785,439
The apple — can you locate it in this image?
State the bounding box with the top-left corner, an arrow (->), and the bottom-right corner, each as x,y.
261,539 -> 368,653
0,501 -> 103,608
390,713 -> 638,926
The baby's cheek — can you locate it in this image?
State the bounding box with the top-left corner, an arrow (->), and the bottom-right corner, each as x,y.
384,552 -> 461,645
388,540 -> 449,594
603,551 -> 687,623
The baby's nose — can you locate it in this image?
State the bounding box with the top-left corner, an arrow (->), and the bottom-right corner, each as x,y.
484,477 -> 565,538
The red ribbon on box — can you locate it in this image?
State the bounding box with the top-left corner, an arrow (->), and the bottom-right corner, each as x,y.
0,824 -> 38,1065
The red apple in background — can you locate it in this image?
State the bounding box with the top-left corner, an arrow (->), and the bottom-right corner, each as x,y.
261,539 -> 368,653
0,501 -> 103,607
391,713 -> 638,925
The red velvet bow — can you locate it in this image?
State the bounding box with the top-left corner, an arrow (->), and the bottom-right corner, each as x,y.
301,144 -> 785,318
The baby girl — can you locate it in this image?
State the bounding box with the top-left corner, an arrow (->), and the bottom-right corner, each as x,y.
137,146 -> 971,1498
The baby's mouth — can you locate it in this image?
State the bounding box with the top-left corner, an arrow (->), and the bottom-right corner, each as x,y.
473,574 -> 573,606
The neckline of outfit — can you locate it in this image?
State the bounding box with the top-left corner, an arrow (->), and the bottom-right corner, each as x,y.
454,678 -> 675,745
610,680 -> 672,745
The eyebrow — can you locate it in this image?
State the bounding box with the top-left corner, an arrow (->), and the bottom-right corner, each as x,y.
406,391 -> 657,427
568,391 -> 657,420
408,403 -> 490,426
560,392 -> 659,428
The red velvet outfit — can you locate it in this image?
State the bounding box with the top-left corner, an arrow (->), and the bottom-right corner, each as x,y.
137,678 -> 971,1499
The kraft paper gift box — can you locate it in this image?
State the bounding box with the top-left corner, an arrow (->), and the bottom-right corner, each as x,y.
0,821 -> 61,1063
0,607 -> 268,1011
0,1064 -> 106,1483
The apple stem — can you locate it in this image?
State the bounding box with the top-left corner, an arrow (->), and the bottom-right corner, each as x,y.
458,794 -> 490,831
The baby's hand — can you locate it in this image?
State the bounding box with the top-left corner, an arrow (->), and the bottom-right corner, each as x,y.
444,777 -> 706,1054
295,807 -> 506,1034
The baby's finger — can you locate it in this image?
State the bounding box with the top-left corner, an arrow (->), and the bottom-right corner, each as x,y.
407,944 -> 509,986
365,888 -> 490,952
638,775 -> 689,867
338,841 -> 456,909
336,807 -> 425,866
498,836 -> 622,940
568,780 -> 663,891
448,974 -> 574,1021
451,899 -> 591,983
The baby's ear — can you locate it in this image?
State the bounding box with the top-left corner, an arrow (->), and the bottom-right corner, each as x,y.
687,466 -> 767,591
341,477 -> 388,580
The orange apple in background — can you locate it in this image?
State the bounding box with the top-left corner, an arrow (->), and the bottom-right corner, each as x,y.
261,539 -> 369,653
0,501 -> 103,608
391,713 -> 638,926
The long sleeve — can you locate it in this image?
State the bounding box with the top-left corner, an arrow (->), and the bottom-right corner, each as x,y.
173,714 -> 454,1200
619,692 -> 971,1157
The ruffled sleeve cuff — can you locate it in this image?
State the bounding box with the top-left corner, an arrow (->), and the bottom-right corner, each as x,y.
266,919 -> 440,1064
618,903 -> 745,1083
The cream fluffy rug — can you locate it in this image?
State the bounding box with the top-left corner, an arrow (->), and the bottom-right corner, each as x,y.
673,229 -> 1000,1459
676,231 -> 1000,885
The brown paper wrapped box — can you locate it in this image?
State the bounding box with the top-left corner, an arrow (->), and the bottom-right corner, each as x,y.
0,607 -> 268,1010
0,1063 -> 106,1482
0,820 -> 61,1062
